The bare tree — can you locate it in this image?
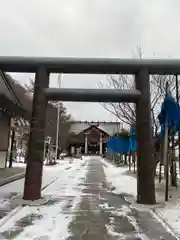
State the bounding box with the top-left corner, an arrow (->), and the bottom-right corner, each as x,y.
100,74 -> 169,134
99,48 -> 176,136
24,78 -> 71,150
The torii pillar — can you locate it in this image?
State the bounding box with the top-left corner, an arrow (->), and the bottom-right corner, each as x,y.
135,68 -> 155,204
23,67 -> 49,200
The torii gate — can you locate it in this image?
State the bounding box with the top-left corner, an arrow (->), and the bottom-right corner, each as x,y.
0,57 -> 178,204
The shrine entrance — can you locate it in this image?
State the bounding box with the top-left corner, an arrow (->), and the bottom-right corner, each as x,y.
68,123 -> 110,155
84,125 -> 108,155
88,142 -> 99,155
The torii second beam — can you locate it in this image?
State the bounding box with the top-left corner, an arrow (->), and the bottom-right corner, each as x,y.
43,88 -> 141,103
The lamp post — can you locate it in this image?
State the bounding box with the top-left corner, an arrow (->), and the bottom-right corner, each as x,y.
55,74 -> 62,160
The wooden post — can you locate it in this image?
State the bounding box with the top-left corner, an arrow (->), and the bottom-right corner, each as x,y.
159,163 -> 162,183
132,151 -> 136,173
175,74 -> 180,177
164,120 -> 169,201
128,151 -> 131,171
9,129 -> 15,168
23,67 -> 49,200
135,68 -> 156,204
124,152 -> 127,165
171,134 -> 177,187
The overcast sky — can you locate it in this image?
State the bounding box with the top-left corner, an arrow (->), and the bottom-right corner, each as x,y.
1,0 -> 179,121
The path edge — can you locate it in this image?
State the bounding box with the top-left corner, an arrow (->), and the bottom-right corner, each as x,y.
151,209 -> 180,240
0,172 -> 25,187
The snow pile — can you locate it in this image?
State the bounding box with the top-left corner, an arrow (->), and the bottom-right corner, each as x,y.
100,158 -> 137,197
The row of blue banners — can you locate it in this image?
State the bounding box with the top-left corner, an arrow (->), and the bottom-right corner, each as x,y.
106,131 -> 136,153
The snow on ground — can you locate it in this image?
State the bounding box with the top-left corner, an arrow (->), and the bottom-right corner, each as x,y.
0,157 -> 89,240
149,162 -> 180,238
156,202 -> 180,238
100,158 -> 137,197
11,162 -> 26,169
2,157 -> 180,238
0,158 -> 75,194
101,158 -> 180,238
154,179 -> 180,238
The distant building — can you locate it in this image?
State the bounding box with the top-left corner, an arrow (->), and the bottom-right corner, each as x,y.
0,71 -> 29,167
68,121 -> 121,155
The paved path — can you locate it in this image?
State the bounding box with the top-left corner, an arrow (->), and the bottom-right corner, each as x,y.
0,157 -> 177,239
68,158 -> 177,240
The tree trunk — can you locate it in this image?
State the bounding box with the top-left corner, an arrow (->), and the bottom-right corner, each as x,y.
128,151 -> 131,171
171,135 -> 177,187
124,153 -> 127,165
132,151 -> 136,173
175,74 -> 180,177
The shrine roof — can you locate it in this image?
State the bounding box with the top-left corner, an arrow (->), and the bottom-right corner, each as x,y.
69,121 -> 120,136
0,71 -> 28,118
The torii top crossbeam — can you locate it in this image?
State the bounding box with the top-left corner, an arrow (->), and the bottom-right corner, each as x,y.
0,56 -> 180,74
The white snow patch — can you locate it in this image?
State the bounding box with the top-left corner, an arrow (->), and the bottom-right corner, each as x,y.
100,158 -> 137,197
105,224 -> 124,237
155,203 -> 180,239
99,202 -> 115,211
0,159 -> 74,194
105,209 -> 140,239
11,162 -> 26,168
0,157 -> 89,239
104,205 -> 139,235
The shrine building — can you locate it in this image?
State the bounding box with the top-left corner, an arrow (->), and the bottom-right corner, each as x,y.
68,121 -> 121,155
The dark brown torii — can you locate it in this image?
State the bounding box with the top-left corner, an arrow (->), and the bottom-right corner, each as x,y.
1,57 -> 178,205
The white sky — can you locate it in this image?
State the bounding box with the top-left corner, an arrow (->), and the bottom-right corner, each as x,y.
1,0 -> 180,121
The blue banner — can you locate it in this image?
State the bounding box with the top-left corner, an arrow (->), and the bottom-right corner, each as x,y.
158,93 -> 180,135
106,134 -> 136,153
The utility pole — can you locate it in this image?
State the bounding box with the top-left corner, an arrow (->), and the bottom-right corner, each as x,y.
55,74 -> 62,160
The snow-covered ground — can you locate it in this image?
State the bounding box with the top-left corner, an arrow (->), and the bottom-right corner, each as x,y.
0,157 -> 89,239
1,157 -> 180,239
100,158 -> 180,238
101,158 -> 137,197
0,159 -> 75,194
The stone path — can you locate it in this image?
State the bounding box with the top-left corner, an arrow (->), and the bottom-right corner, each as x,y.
68,158 -> 177,240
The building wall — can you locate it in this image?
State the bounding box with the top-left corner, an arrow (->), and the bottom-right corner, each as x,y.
0,114 -> 11,168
